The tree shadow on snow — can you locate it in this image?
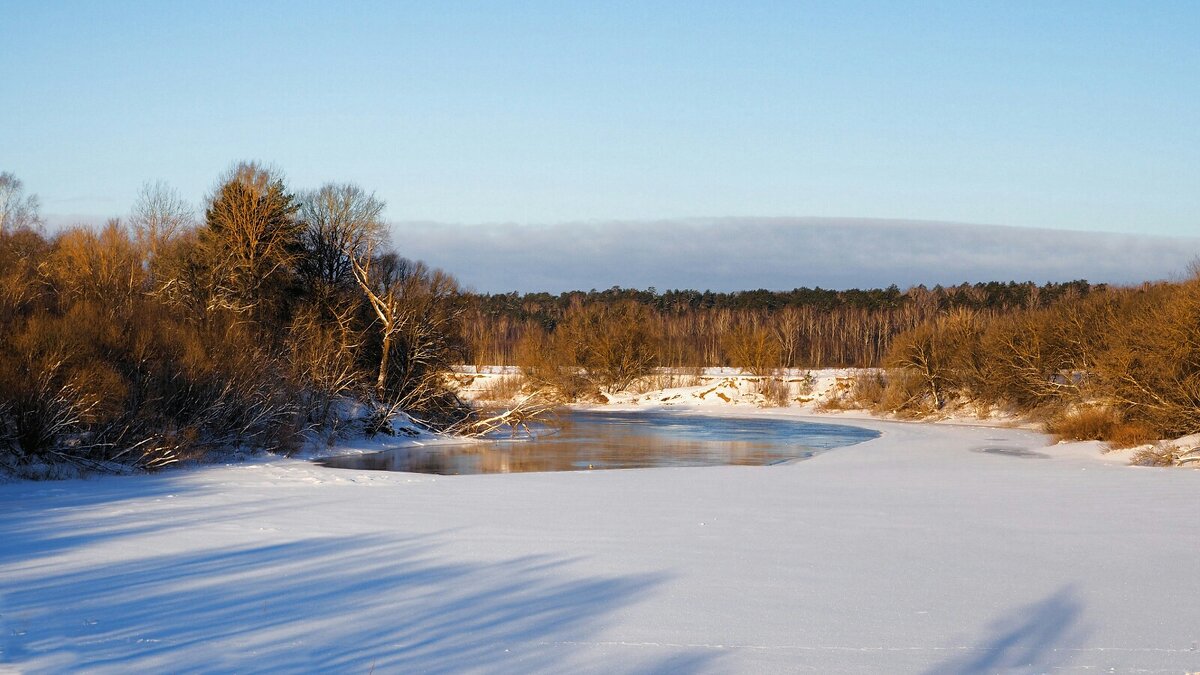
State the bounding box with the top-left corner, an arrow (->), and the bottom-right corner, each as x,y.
0,473 -> 301,567
924,585 -> 1089,674
1,532 -> 718,673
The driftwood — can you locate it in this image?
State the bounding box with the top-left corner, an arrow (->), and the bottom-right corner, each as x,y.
443,393 -> 555,438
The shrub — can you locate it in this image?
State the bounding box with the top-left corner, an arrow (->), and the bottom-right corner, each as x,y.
871,369 -> 934,415
850,371 -> 886,409
722,326 -> 782,377
476,374 -> 524,402
560,302 -> 659,393
1106,421 -> 1158,449
793,371 -> 817,396
1045,407 -> 1120,442
1130,444 -> 1200,467
513,329 -> 594,401
756,377 -> 791,407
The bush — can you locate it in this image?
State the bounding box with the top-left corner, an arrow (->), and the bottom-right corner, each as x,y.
871,369 -> 935,415
850,371 -> 886,409
560,302 -> 659,393
1131,444 -> 1199,467
513,329 -> 595,401
723,326 -> 782,377
793,371 -> 816,396
1106,421 -> 1158,449
0,169 -> 473,478
756,377 -> 791,407
475,374 -> 524,402
1045,407 -> 1120,442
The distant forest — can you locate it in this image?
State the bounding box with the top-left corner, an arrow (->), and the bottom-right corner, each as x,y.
460,281 -> 1103,369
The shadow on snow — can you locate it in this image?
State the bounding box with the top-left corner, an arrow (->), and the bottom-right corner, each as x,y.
925,585 -> 1089,674
0,476 -> 717,673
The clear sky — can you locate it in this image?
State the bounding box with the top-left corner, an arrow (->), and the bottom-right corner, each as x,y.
2,1 -> 1198,236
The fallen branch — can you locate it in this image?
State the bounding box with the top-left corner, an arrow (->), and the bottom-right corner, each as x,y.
444,392 -> 555,438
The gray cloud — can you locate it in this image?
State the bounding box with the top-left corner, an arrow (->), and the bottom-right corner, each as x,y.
389,217 -> 1200,293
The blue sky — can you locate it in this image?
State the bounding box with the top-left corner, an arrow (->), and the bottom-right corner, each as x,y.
3,1 -> 1198,237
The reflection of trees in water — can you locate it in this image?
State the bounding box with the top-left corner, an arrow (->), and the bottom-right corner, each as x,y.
328,436 -> 796,475
322,412 -> 873,475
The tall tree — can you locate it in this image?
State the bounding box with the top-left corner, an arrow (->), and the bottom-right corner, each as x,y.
201,162 -> 301,316
0,172 -> 43,234
352,252 -> 461,395
297,183 -> 386,296
130,180 -> 192,260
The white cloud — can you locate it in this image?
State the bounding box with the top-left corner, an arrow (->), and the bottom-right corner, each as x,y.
390,217 -> 1200,292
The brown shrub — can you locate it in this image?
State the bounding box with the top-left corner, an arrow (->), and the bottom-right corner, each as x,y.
756,377 -> 791,407
850,371 -> 886,409
475,374 -> 524,402
873,369 -> 934,415
814,396 -> 850,411
1045,407 -> 1120,442
722,326 -> 782,377
559,301 -> 659,393
1106,421 -> 1158,449
1094,279 -> 1200,437
513,329 -> 595,401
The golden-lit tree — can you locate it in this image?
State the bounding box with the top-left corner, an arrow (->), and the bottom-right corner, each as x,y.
201,162 -> 301,316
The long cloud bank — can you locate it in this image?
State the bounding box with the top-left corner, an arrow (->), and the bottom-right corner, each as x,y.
388,217 -> 1200,293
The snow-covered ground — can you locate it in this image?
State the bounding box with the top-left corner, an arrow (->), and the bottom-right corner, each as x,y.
2,378 -> 1199,672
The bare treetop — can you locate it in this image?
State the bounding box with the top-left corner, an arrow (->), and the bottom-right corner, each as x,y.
298,183 -> 387,290
130,180 -> 193,257
0,172 -> 43,234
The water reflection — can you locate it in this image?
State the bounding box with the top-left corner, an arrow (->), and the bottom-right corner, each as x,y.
319,410 -> 879,475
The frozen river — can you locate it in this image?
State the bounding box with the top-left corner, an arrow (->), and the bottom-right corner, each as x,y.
319,410 -> 880,474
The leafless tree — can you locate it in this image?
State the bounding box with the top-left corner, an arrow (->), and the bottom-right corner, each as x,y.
556,301 -> 659,393
297,183 -> 387,294
351,249 -> 463,404
723,324 -> 782,377
885,309 -> 980,410
130,180 -> 193,259
287,302 -> 365,429
444,392 -> 556,437
0,172 -> 43,234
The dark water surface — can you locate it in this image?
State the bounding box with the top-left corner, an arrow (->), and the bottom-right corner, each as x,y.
319,410 -> 880,475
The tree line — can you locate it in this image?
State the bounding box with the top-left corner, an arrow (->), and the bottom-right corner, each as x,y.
868,276 -> 1200,453
459,281 -> 1104,373
0,166 -> 467,477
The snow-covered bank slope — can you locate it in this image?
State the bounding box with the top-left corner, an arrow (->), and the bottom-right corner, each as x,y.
2,413 -> 1198,673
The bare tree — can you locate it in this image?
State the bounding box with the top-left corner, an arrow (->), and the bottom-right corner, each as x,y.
351,249 -> 463,404
297,183 -> 386,293
723,324 -> 782,377
0,172 -> 43,234
885,309 -> 980,410
287,302 -> 364,429
130,180 -> 192,259
1095,280 -> 1200,436
557,301 -> 659,393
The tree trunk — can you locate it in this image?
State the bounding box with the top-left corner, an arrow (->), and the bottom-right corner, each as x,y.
377,331 -> 391,395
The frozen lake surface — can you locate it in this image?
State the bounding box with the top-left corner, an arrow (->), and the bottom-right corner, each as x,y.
319,410 -> 880,474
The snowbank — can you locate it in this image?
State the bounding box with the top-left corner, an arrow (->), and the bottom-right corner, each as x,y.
2,401 -> 1198,672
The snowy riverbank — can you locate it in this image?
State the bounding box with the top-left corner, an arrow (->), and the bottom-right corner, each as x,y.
2,402 -> 1199,672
